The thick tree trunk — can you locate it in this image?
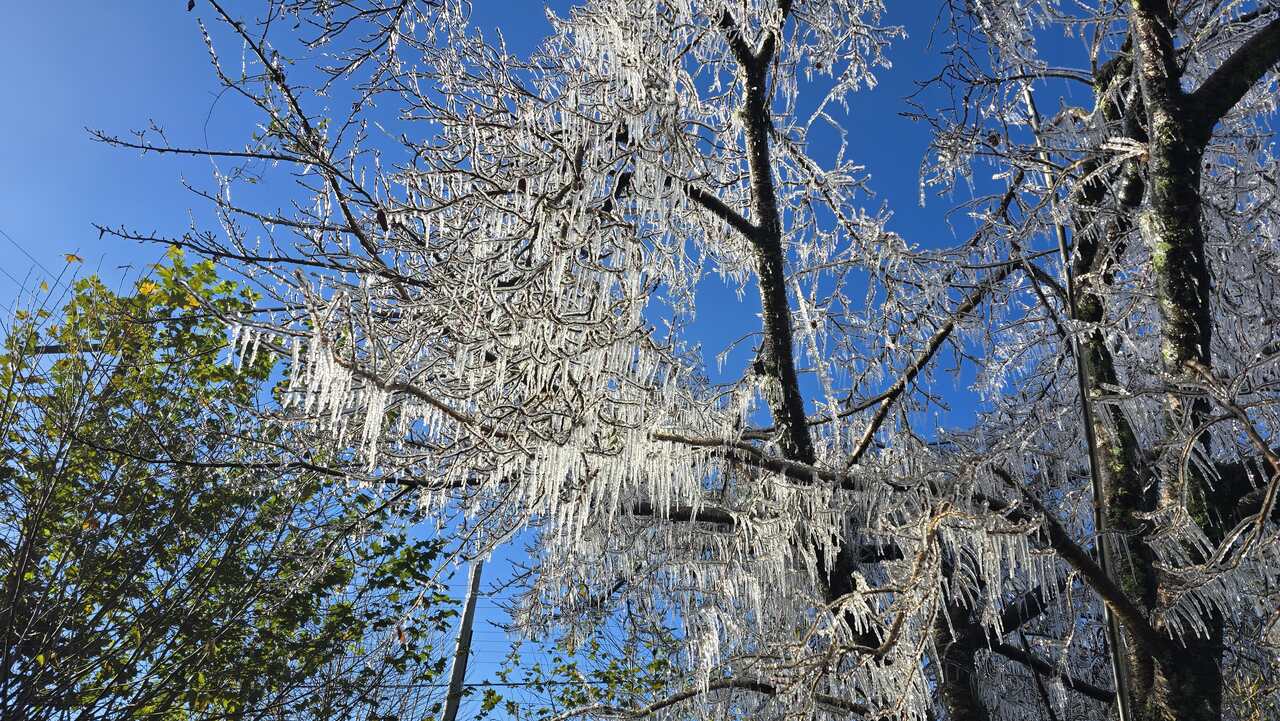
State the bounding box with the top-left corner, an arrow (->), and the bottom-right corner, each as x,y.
932,558 -> 991,721
1127,3 -> 1224,719
933,609 -> 988,721
741,57 -> 815,468
728,11 -> 911,710
1135,127 -> 1224,721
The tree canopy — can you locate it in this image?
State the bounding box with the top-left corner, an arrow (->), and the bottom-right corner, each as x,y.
92,2 -> 1280,720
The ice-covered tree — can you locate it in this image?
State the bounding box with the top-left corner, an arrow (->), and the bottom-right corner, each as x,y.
99,1 -> 1280,719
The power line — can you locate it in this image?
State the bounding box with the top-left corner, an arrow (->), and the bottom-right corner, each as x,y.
0,261 -> 26,291
0,226 -> 77,323
0,226 -> 59,281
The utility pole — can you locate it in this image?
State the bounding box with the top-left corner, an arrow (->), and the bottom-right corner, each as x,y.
439,560 -> 484,721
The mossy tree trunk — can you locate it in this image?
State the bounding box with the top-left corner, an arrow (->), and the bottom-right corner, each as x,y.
1119,3 -> 1280,719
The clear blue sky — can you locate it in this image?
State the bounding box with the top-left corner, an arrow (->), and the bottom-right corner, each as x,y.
1,3 -> 220,299
1,2 -> 1040,717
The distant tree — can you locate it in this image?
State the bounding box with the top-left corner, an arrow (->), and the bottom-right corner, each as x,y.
99,2 -> 1280,720
0,252 -> 455,721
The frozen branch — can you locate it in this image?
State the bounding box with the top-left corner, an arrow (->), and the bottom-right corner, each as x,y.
549,677 -> 869,720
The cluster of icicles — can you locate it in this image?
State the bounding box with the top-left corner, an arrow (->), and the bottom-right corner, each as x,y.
226,303 -> 1087,719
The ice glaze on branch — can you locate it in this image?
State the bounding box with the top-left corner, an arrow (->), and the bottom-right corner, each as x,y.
550,676 -> 870,720
847,264 -> 1016,467
1188,15 -> 1280,141
988,469 -> 1166,657
681,182 -> 758,240
988,642 -> 1116,704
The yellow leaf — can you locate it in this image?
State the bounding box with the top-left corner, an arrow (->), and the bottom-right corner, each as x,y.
185,294 -> 202,309
137,280 -> 160,296
65,253 -> 83,264
38,280 -> 49,293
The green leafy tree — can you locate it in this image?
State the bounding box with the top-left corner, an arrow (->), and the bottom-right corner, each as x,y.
0,251 -> 455,721
482,619 -> 679,720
